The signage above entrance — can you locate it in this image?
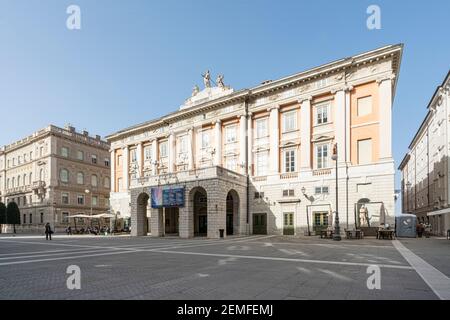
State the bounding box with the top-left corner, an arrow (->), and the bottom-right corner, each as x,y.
151,187 -> 185,208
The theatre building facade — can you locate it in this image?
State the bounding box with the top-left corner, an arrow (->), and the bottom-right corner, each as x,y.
107,44 -> 403,238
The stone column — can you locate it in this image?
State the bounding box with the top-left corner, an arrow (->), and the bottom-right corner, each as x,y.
268,106 -> 280,174
214,120 -> 222,166
179,188 -> 193,238
247,112 -> 253,175
122,146 -> 129,190
345,87 -> 353,163
378,75 -> 395,160
332,88 -> 346,164
136,142 -> 143,178
188,128 -> 194,170
239,114 -> 247,173
151,139 -> 157,175
168,133 -> 175,173
150,207 -> 164,237
300,97 -> 312,171
110,149 -> 115,192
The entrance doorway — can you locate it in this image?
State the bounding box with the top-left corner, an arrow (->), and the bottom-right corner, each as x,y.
226,190 -> 239,236
313,212 -> 329,233
283,212 -> 294,235
253,213 -> 267,235
193,188 -> 207,237
165,207 -> 179,235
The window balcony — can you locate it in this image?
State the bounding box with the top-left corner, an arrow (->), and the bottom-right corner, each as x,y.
280,172 -> 298,179
5,185 -> 32,195
313,168 -> 332,176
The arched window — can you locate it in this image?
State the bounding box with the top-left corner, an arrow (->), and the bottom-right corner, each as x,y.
12,177 -> 15,188
39,169 -> 44,181
60,169 -> 69,183
29,173 -> 33,185
23,174 -> 27,185
104,177 -> 110,188
77,172 -> 84,185
17,175 -> 21,187
91,175 -> 98,187
7,178 -> 10,189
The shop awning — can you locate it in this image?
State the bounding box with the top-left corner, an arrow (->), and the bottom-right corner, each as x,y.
427,208 -> 450,216
69,214 -> 92,219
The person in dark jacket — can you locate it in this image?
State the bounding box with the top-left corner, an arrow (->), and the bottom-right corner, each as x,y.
45,223 -> 53,240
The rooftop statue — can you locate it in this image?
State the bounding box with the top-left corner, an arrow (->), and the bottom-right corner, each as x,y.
202,70 -> 211,88
192,85 -> 200,97
217,74 -> 225,89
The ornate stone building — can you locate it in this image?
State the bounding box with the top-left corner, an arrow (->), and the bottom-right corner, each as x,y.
399,71 -> 450,236
0,125 -> 111,233
107,44 -> 403,238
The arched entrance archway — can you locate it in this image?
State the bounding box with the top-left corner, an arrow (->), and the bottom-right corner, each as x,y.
135,192 -> 150,236
226,190 -> 239,236
191,187 -> 207,237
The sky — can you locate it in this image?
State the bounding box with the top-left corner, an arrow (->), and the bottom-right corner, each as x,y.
0,0 -> 449,213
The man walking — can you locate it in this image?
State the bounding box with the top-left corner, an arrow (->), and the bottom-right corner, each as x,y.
45,223 -> 53,240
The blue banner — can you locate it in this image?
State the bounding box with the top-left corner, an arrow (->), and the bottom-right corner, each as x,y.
151,187 -> 185,208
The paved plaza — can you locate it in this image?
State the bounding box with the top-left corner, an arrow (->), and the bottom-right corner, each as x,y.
0,234 -> 449,300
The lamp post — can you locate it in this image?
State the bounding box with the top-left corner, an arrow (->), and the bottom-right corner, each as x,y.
331,143 -> 341,241
301,187 -> 311,236
85,188 -> 93,228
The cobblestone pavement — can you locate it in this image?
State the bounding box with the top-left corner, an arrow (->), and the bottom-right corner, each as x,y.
0,234 -> 445,300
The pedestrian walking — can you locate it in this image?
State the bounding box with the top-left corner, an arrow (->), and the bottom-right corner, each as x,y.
45,223 -> 53,240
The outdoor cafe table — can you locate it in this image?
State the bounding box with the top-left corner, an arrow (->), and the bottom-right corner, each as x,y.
377,229 -> 395,240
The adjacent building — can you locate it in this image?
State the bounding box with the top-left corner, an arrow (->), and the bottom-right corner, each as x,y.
399,71 -> 450,236
107,44 -> 403,238
0,125 -> 111,233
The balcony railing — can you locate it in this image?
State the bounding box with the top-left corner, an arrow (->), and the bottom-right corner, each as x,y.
280,172 -> 298,179
313,168 -> 332,176
4,185 -> 32,195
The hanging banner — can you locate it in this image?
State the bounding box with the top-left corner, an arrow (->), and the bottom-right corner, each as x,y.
151,187 -> 185,208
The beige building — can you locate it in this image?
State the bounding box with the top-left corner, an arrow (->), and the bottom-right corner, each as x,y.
399,71 -> 450,236
0,125 -> 111,233
107,44 -> 403,238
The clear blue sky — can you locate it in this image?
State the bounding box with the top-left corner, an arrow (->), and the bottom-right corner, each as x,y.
1,0 -> 449,213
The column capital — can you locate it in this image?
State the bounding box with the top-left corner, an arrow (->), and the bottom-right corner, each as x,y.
267,105 -> 280,112
247,111 -> 253,118
376,73 -> 396,85
331,85 -> 353,94
299,96 -> 313,104
212,119 -> 222,125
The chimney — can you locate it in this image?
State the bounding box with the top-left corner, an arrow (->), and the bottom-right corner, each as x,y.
82,130 -> 89,136
65,124 -> 76,133
95,135 -> 101,140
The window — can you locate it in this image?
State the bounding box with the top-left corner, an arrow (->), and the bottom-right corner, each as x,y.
60,169 -> 69,183
282,189 -> 295,197
77,172 -> 84,185
256,151 -> 269,176
159,141 -> 168,157
29,173 -> 32,185
92,196 -> 98,206
61,147 -> 69,158
77,195 -> 85,205
76,150 -> 84,161
39,147 -> 44,157
316,144 -> 329,169
117,155 -> 122,166
39,168 -> 44,181
18,156 -> 21,165
23,214 -> 26,224
357,96 -> 372,117
91,154 -> 97,164
284,149 -> 296,173
130,149 -> 137,163
225,156 -> 237,172
105,198 -> 110,207
201,131 -> 210,149
254,192 -> 265,199
104,158 -> 110,167
30,151 -> 33,160
104,177 -> 110,188
118,178 -> 123,192
29,213 -> 33,224
357,139 -> 372,165
179,136 -> 188,154
315,186 -> 329,194
225,126 -> 237,143
23,153 -> 27,162
62,193 -> 69,205
91,175 -> 98,187
144,146 -> 152,160
282,111 -> 297,132
62,212 -> 69,224
23,174 -> 27,185
316,103 -> 329,125
313,212 -> 329,231
40,212 -> 43,224
256,118 -> 268,138
17,175 -> 21,187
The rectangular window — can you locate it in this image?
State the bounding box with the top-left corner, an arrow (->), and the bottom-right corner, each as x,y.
40,212 -> 43,224
92,196 -> 98,206
62,192 -> 69,205
358,138 -> 372,165
61,147 -> 69,158
254,192 -> 265,199
357,96 -> 372,117
282,111 -> 297,132
130,149 -> 137,163
225,157 -> 237,172
117,155 -> 122,167
201,131 -> 210,149
40,147 -> 44,157
159,141 -> 168,157
284,149 -> 296,173
117,178 -> 123,192
104,158 -> 110,167
91,154 -> 97,164
76,150 -> 84,161
256,118 -> 268,139
316,103 -> 329,125
62,212 -> 69,224
256,151 -> 269,176
315,186 -> 329,194
225,126 -> 237,143
144,146 -> 152,160
282,189 -> 295,197
29,213 -> 33,224
179,136 -> 188,154
77,195 -> 85,205
23,214 -> 26,224
316,144 -> 329,169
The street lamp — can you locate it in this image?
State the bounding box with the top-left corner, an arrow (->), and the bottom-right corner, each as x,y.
85,188 -> 93,228
301,187 -> 311,236
331,144 -> 341,241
